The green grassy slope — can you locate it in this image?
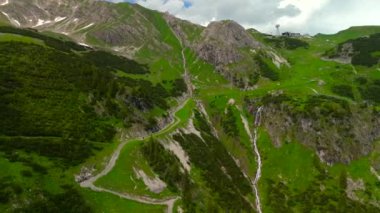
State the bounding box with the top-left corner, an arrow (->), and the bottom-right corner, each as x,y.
2,1 -> 380,211
0,27 -> 186,212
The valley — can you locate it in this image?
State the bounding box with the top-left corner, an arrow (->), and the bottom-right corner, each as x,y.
0,0 -> 380,212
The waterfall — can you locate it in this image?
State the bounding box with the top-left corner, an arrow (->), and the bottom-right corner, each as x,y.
241,106 -> 263,213
252,106 -> 263,213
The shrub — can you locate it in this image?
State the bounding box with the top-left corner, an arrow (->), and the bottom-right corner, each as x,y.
331,85 -> 354,99
141,138 -> 188,193
82,51 -> 149,74
265,37 -> 309,50
0,26 -> 88,52
255,54 -> 279,81
336,33 -> 380,67
360,84 -> 380,103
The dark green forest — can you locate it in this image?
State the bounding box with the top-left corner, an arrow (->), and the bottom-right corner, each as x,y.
0,28 -> 187,211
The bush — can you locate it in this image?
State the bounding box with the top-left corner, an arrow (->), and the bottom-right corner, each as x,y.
18,186 -> 92,213
172,110 -> 253,212
265,37 -> 309,50
360,84 -> 380,103
222,107 -> 239,137
0,26 -> 88,52
82,51 -> 149,74
331,85 -> 354,99
21,170 -> 33,177
255,54 -> 279,81
0,177 -> 23,204
337,33 -> 380,67
170,79 -> 187,96
141,138 -> 188,193
355,77 -> 368,85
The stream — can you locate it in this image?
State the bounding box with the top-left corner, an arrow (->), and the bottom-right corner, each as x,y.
241,106 -> 263,213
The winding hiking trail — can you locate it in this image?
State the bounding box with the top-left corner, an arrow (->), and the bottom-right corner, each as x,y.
241,107 -> 263,213
80,99 -> 189,213
80,23 -> 194,213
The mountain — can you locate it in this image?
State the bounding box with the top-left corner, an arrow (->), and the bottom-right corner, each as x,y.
1,0 -> 380,212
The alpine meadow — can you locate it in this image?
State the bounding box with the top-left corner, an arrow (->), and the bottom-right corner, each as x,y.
0,0 -> 380,212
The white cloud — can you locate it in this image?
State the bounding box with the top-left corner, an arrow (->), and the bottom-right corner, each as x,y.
107,0 -> 380,35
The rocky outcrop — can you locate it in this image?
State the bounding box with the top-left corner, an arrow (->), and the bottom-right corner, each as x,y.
325,42 -> 353,64
196,20 -> 261,67
190,21 -> 264,88
248,94 -> 380,164
0,0 -> 167,57
164,12 -> 204,47
200,21 -> 260,49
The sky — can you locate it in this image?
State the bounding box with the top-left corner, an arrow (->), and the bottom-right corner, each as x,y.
107,0 -> 380,35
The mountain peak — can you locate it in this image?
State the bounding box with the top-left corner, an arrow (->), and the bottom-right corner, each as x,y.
203,19 -> 260,48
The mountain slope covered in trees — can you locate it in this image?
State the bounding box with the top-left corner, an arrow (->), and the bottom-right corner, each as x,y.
1,0 -> 380,212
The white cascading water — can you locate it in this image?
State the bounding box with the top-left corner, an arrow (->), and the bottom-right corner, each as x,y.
241,106 -> 263,213
252,107 -> 263,213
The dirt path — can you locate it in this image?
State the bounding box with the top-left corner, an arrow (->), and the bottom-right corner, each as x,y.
80,97 -> 190,213
81,22 -> 194,213
241,107 -> 263,213
86,184 -> 179,212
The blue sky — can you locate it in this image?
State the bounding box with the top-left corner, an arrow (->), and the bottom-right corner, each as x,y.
107,0 -> 380,35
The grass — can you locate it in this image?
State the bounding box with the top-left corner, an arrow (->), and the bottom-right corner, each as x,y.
0,33 -> 44,45
95,140 -> 174,198
209,103 -> 258,177
2,7 -> 380,212
85,24 -> 380,212
95,98 -> 195,198
258,130 -> 318,193
185,48 -> 229,89
82,188 -> 166,213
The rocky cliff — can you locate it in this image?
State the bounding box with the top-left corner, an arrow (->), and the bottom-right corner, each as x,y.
248,94 -> 380,164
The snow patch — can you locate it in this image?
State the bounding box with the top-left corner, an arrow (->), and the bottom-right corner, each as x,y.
162,140 -> 191,172
133,168 -> 167,193
80,23 -> 94,30
0,0 -> 9,6
79,42 -> 91,47
54,16 -> 66,22
35,19 -> 52,27
1,12 -> 20,26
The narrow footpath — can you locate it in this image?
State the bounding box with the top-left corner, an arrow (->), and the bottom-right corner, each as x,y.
80,98 -> 187,213
80,22 -> 194,213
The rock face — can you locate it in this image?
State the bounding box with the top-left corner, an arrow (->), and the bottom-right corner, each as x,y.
250,95 -> 380,164
0,0 -> 166,57
200,21 -> 260,49
192,21 -> 263,88
326,42 -> 354,64
196,20 -> 261,67
2,1 -> 283,88
163,12 -> 204,46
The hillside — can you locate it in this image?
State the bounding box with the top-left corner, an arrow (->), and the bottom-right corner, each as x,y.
1,0 -> 380,212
